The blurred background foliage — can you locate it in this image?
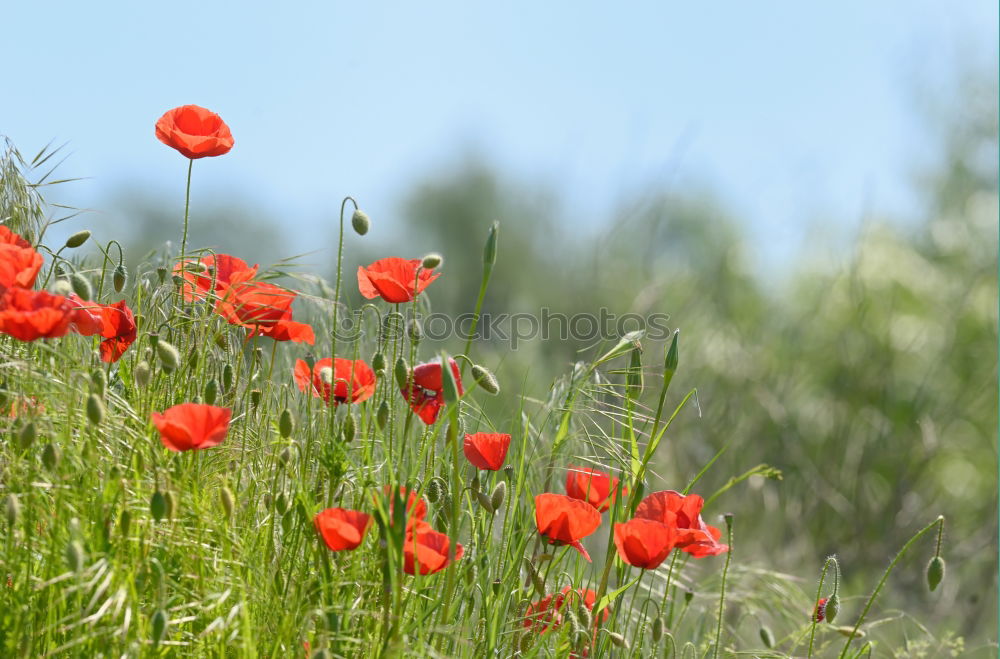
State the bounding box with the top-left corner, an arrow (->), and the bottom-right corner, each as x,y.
84,73 -> 997,646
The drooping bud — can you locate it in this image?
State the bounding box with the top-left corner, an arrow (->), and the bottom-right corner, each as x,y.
86,393 -> 106,425
393,357 -> 409,390
164,491 -> 177,520
471,364 -> 500,395
134,361 -> 152,387
65,540 -> 86,572
220,486 -> 235,519
351,208 -> 370,236
376,400 -> 390,430
652,615 -> 664,642
155,341 -> 181,372
342,414 -> 356,443
5,494 -> 20,528
523,559 -> 545,596
490,481 -> 506,511
824,593 -> 840,623
407,319 -> 423,345
278,446 -> 293,466
156,266 -> 167,285
187,349 -> 198,371
17,421 -> 36,449
203,379 -> 218,405
759,626 -> 775,648
90,368 -> 106,397
119,509 -> 132,537
475,490 -> 494,514
50,279 -> 73,296
483,221 -> 499,270
426,477 -> 446,504
421,253 -> 442,269
371,352 -> 386,373
222,364 -> 234,392
113,265 -> 128,293
275,491 -> 290,516
70,272 -> 93,300
151,609 -> 168,645
279,409 -> 294,438
250,389 -> 262,408
42,442 -> 60,470
927,556 -> 945,591
684,589 -> 694,604
65,230 -> 91,249
441,356 -> 460,406
608,632 -> 628,649
150,490 -> 167,522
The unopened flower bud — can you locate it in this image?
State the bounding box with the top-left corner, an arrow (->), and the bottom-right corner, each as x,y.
113,264 -> 127,293
203,379 -> 218,405
483,221 -> 499,269
51,279 -> 73,296
250,389 -> 262,408
279,409 -> 294,438
275,491 -> 290,515
155,341 -> 180,372
150,490 -> 167,522
407,319 -> 422,344
5,494 -> 20,528
421,253 -> 442,269
86,393 -> 105,425
90,368 -> 106,397
652,615 -> 664,642
759,626 -> 774,648
222,364 -> 234,391
18,421 -> 36,449
371,352 -> 386,373
70,273 -> 93,300
426,478 -> 446,504
393,357 -> 409,389
119,509 -> 132,537
156,266 -> 168,284
351,209 -> 370,236
824,593 -> 840,623
608,632 -> 628,649
151,609 -> 168,645
164,490 -> 177,520
187,349 -> 198,370
927,556 -> 945,591
134,361 -> 152,387
376,400 -> 390,430
65,230 -> 91,249
42,442 -> 60,470
490,481 -> 506,511
471,364 -> 500,395
279,446 -> 293,466
65,539 -> 86,572
220,486 -> 235,519
475,490 -> 494,514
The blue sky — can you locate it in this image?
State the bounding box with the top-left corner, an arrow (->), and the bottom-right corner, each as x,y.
3,2 -> 997,269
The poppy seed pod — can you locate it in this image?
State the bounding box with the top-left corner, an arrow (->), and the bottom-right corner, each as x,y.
150,490 -> 167,522
113,264 -> 127,293
42,442 -> 60,470
421,253 -> 442,269
65,540 -> 85,572
86,393 -> 105,425
134,361 -> 151,388
471,365 -> 500,395
351,209 -> 370,236
4,494 -> 19,528
156,266 -> 168,285
279,409 -> 294,438
376,400 -> 390,430
65,230 -> 91,248
70,273 -> 93,300
155,341 -> 180,372
927,556 -> 945,591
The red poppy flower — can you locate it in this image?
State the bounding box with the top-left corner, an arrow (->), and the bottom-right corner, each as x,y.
0,287 -> 78,341
151,403 -> 232,452
65,295 -> 104,337
463,432 -> 511,471
634,490 -> 729,558
0,241 -> 43,290
314,508 -> 372,551
357,257 -> 440,304
0,226 -> 31,249
523,586 -> 608,632
402,526 -> 464,575
377,486 -> 429,527
216,281 -> 314,344
813,597 -> 829,622
294,358 -> 376,405
613,517 -> 678,569
7,396 -> 44,419
534,493 -> 602,562
98,300 -> 137,363
399,358 -> 463,425
253,317 -> 315,344
565,466 -> 625,513
155,105 -> 234,159
175,253 -> 258,302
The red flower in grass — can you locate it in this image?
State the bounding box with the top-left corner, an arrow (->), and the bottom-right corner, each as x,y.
813,597 -> 829,622
376,486 -> 428,529
98,300 -> 137,363
399,358 -> 463,425
155,105 -> 234,159
293,358 -> 376,405
614,517 -> 678,569
634,490 -> 729,558
0,287 -> 78,341
534,493 -> 602,562
314,508 -> 372,551
0,243 -> 43,289
523,586 -> 609,633
216,281 -> 314,344
463,432 -> 511,471
357,257 -> 440,304
175,253 -> 258,302
0,226 -> 31,249
402,525 -> 463,575
565,466 -> 624,513
151,403 -> 231,452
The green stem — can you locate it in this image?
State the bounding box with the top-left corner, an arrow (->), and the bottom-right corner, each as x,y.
807,555 -> 840,658
712,515 -> 734,659
179,159 -> 193,266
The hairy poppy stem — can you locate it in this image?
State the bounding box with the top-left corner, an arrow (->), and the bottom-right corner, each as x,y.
836,516 -> 945,659
179,159 -> 193,268
712,514 -> 734,659
807,555 -> 841,658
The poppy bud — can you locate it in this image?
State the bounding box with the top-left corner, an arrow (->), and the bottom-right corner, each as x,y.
470,473 -> 480,494
86,393 -> 105,425
4,494 -> 19,528
426,478 -> 447,504
150,490 -> 167,522
825,593 -> 840,623
65,230 -> 91,248
220,486 -> 235,519
652,615 -> 664,642
523,559 -> 545,596
490,481 -> 506,511
187,349 -> 198,371
759,626 -> 774,648
155,341 -> 180,372
250,389 -> 262,408
275,492 -> 290,515
372,352 -> 386,373
65,539 -> 85,572
42,442 -> 60,470
376,400 -> 390,430
441,357 -> 460,406
483,221 -> 499,269
608,632 -> 629,649
164,491 -> 177,520
342,414 -> 356,443
70,273 -> 93,300
492,579 -> 502,596
90,369 -> 106,397
279,409 -> 294,438
684,589 -> 694,604
471,364 -> 500,395
475,490 -> 494,514
393,357 -> 409,390
222,364 -> 234,392
927,556 -> 945,591
156,266 -> 168,284
151,609 -> 168,645
665,330 -> 679,371
503,465 -> 515,480
351,209 -> 370,236
203,379 -> 218,405
464,563 -> 477,586
407,319 -> 423,345
421,253 -> 442,269
191,395 -> 203,404
626,347 -> 644,398
279,446 -> 293,466
120,509 -> 132,537
113,265 -> 127,293
51,278 -> 73,296
17,421 -> 36,450
134,361 -> 152,388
